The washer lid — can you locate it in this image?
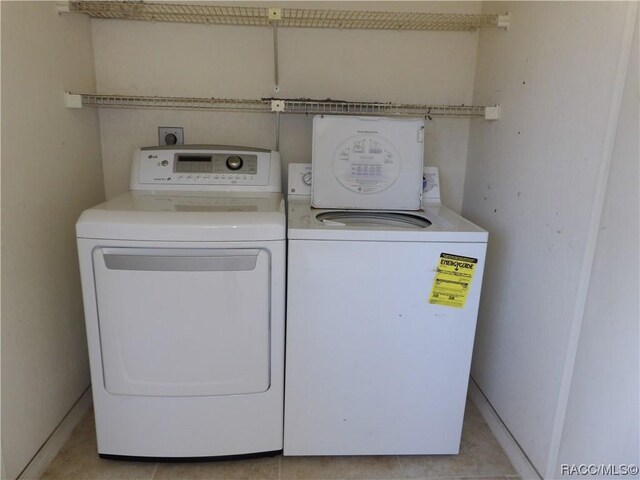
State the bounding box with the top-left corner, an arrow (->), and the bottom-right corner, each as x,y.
316,211 -> 431,229
287,199 -> 488,242
77,191 -> 285,241
311,116 -> 424,210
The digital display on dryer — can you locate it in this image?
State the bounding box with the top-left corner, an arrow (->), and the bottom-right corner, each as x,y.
175,155 -> 213,173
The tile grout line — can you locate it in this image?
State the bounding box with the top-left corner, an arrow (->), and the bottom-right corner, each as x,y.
395,455 -> 407,479
150,462 -> 159,480
278,454 -> 282,480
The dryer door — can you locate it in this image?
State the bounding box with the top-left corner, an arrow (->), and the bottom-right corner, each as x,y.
92,247 -> 270,397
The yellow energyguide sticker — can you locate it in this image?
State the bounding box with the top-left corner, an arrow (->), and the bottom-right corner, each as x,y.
428,253 -> 478,309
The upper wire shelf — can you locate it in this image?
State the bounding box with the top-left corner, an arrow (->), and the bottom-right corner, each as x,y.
66,93 -> 500,120
61,2 -> 510,31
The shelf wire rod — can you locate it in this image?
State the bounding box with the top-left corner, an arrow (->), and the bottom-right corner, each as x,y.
275,112 -> 281,151
272,21 -> 280,93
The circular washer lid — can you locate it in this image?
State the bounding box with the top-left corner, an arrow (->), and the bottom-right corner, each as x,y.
316,211 -> 431,229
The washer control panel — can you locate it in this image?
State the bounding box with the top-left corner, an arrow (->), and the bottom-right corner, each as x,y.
290,163 -> 441,207
135,146 -> 272,187
288,163 -> 313,196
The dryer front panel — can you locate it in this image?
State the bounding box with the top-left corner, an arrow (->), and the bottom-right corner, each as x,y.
92,247 -> 270,397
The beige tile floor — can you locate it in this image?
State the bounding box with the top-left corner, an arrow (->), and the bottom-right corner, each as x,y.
41,401 -> 519,480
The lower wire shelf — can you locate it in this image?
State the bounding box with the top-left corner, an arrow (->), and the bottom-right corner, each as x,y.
66,93 -> 500,120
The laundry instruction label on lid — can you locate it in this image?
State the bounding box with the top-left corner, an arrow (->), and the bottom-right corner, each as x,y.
428,253 -> 478,309
332,135 -> 401,194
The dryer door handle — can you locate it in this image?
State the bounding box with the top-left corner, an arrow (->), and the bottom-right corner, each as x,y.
100,248 -> 260,272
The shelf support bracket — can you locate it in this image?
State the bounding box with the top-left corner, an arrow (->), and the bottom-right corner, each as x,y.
484,105 -> 501,120
269,8 -> 282,93
498,13 -> 510,30
65,92 -> 83,108
270,99 -> 286,112
56,1 -> 70,14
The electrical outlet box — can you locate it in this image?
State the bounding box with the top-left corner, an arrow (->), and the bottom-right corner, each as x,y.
158,127 -> 184,146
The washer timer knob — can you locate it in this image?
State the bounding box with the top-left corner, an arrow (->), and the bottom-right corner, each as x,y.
226,155 -> 243,170
302,172 -> 312,185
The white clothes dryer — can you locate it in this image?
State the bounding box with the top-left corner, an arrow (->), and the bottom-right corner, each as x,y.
77,146 -> 285,459
284,163 -> 488,455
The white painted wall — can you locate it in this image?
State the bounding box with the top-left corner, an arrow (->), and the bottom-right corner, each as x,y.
1,3 -> 104,479
555,15 -> 639,478
464,2 -> 636,477
91,1 -> 481,212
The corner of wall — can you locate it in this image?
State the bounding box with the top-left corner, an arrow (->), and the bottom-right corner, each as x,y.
1,3 -> 103,478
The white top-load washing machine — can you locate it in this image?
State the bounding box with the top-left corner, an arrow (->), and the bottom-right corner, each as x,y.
283,116 -> 488,456
77,146 -> 285,459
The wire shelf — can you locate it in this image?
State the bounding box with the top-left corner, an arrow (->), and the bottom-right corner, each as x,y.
80,95 -> 269,112
66,2 -> 507,31
72,93 -> 490,118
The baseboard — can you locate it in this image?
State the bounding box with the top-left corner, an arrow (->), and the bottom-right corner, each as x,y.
468,378 -> 541,480
17,387 -> 92,480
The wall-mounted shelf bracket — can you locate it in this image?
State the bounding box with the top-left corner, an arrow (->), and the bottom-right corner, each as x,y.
484,105 -> 501,120
56,1 -> 70,14
65,92 -> 83,108
271,100 -> 286,112
497,13 -> 510,30
268,8 -> 282,21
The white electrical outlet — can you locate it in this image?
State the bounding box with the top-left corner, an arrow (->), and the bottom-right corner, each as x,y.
158,127 -> 184,146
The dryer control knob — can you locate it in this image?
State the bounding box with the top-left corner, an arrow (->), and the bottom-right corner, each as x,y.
302,172 -> 312,185
226,156 -> 243,170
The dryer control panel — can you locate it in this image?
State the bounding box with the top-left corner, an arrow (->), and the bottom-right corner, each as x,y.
130,145 -> 281,192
